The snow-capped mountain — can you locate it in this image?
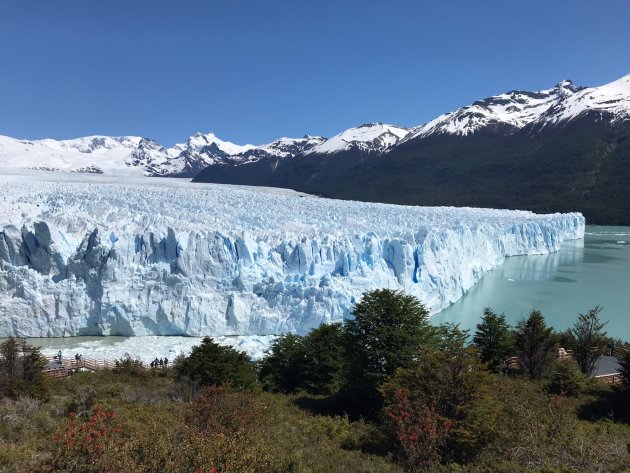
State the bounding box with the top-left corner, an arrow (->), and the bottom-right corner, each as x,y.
533,74 -> 630,129
0,123 -> 408,177
403,81 -> 582,140
306,123 -> 410,155
0,135 -> 147,175
403,74 -> 630,142
194,73 -> 630,224
0,132 -> 325,177
2,73 -> 630,223
226,135 -> 326,165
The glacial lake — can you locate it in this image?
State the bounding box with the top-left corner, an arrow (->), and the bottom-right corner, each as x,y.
10,225 -> 630,360
432,225 -> 630,337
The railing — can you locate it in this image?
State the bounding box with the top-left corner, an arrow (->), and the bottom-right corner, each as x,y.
44,355 -> 123,377
46,366 -> 69,378
506,351 -> 625,386
594,373 -> 623,385
82,358 -> 117,371
506,350 -> 574,370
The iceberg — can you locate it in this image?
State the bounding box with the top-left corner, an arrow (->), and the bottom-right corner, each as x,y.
0,172 -> 585,338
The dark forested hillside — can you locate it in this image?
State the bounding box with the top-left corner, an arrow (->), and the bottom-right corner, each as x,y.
194,113 -> 630,224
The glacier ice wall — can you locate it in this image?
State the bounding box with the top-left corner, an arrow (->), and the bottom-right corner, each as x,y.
0,173 -> 585,337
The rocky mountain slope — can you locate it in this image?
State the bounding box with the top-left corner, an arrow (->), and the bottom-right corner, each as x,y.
195,74 -> 630,224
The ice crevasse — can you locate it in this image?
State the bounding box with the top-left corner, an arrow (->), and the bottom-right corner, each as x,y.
0,173 -> 585,337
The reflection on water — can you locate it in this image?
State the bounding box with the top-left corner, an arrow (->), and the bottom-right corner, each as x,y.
432,226 -> 630,337
500,238 -> 585,282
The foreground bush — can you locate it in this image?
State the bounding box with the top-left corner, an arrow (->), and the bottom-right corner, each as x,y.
175,337 -> 256,390
43,404 -> 124,473
546,359 -> 589,396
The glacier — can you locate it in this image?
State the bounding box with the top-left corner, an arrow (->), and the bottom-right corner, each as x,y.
0,171 -> 585,338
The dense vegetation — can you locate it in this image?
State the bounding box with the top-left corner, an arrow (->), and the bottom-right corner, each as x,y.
1,289 -> 630,472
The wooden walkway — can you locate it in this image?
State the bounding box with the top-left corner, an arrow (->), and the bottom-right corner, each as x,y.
45,356 -> 129,378
506,347 -> 626,386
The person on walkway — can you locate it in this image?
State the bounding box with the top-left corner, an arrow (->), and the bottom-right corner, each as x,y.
150,361 -> 155,368
57,350 -> 62,362
153,357 -> 159,367
610,341 -> 617,356
159,358 -> 164,368
164,357 -> 168,368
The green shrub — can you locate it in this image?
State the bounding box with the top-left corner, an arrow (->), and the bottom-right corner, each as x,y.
175,337 -> 256,390
515,310 -> 555,379
258,333 -> 307,392
344,289 -> 436,414
113,355 -> 147,377
301,323 -> 348,395
473,307 -> 514,373
547,359 -> 589,396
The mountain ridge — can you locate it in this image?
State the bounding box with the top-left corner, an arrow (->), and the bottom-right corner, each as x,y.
194,74 -> 630,224
2,74 -> 630,222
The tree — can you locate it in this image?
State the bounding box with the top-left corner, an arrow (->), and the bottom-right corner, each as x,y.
619,350 -> 630,394
345,289 -> 435,382
472,308 -> 514,372
514,310 -> 554,379
301,323 -> 348,395
547,359 -> 588,396
344,289 -> 436,411
258,333 -> 307,392
175,337 -> 256,390
0,337 -> 48,399
568,305 -> 607,375
258,324 -> 349,395
382,324 -> 492,466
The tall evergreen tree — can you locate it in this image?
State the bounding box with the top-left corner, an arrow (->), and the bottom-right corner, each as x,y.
0,337 -> 48,399
344,289 -> 436,413
568,305 -> 607,375
514,310 -> 554,379
472,308 -> 514,373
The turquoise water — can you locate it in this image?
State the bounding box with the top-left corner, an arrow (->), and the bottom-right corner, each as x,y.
432,226 -> 630,338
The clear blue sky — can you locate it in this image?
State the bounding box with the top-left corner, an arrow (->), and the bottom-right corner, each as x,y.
1,0 -> 628,146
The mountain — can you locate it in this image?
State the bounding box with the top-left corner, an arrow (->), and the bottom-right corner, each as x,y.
194,74 -> 630,224
3,74 -> 630,222
0,132 -> 325,177
192,123 -> 413,190
306,123 -> 410,154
